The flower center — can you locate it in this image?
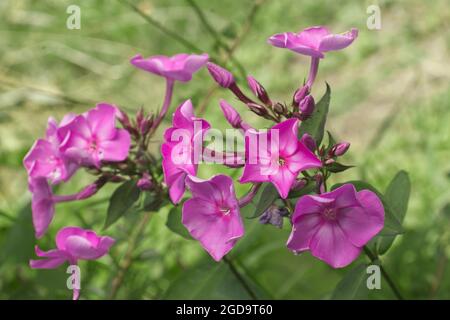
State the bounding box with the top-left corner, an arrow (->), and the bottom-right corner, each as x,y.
277,157 -> 286,166
323,208 -> 337,220
219,207 -> 231,216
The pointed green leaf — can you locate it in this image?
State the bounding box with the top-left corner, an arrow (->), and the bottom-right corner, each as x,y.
376,171 -> 411,254
298,83 -> 331,145
247,183 -> 279,219
104,180 -> 140,229
326,162 -> 355,173
166,206 -> 192,240
331,263 -> 369,300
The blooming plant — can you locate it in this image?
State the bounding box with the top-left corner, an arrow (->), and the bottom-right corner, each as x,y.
24,26 -> 409,300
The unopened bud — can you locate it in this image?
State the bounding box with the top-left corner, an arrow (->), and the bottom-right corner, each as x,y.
247,76 -> 271,105
273,102 -> 286,115
259,205 -> 286,228
300,133 -> 317,152
116,108 -> 132,128
247,102 -> 267,116
293,85 -> 310,106
330,142 -> 350,157
206,62 -> 235,88
299,95 -> 315,118
137,172 -> 153,191
219,99 -> 242,128
76,183 -> 98,200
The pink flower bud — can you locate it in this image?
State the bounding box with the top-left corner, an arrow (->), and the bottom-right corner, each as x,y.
330,142 -> 350,157
247,102 -> 267,117
219,99 -> 242,128
299,95 -> 315,118
206,62 -> 235,88
76,183 -> 99,200
294,85 -> 310,106
247,76 -> 271,105
300,133 -> 317,152
137,172 -> 153,191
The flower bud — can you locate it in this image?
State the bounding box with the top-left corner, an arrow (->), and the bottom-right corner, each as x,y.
219,99 -> 242,128
137,172 -> 153,191
116,108 -> 132,128
330,142 -> 350,157
273,102 -> 286,115
259,205 -> 286,228
299,95 -> 315,118
293,84 -> 310,106
300,133 -> 317,152
76,184 -> 99,200
247,102 -> 267,117
247,75 -> 271,105
206,62 -> 235,88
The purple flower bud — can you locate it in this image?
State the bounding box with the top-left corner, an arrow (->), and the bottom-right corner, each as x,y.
292,178 -> 307,191
137,172 -> 153,191
247,76 -> 271,105
247,102 -> 267,116
300,133 -> 317,152
299,95 -> 315,118
330,142 -> 350,157
76,184 -> 99,200
273,102 -> 286,115
294,85 -> 310,106
325,158 -> 335,165
219,99 -> 242,128
259,205 -> 285,228
116,108 -> 132,128
206,62 -> 235,88
136,107 -> 144,127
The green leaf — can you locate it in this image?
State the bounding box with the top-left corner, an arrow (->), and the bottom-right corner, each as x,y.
376,171 -> 411,255
326,131 -> 336,151
331,181 -> 403,237
331,263 -> 369,300
0,203 -> 35,264
166,206 -> 192,240
288,180 -> 316,199
163,259 -> 268,299
247,183 -> 279,219
298,83 -> 331,145
103,180 -> 140,229
326,162 -> 355,173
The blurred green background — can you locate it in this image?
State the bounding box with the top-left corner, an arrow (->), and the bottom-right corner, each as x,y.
0,0 -> 449,299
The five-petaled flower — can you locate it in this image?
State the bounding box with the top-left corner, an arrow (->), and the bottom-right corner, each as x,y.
268,26 -> 358,59
60,103 -> 131,168
182,175 -> 244,261
130,53 -> 209,82
161,99 -> 210,204
30,226 -> 115,300
240,118 -> 322,199
287,184 -> 384,268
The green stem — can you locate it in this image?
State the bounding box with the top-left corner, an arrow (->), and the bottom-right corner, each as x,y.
223,256 -> 258,300
363,246 -> 404,300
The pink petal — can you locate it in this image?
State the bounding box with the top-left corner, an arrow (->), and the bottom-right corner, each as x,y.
322,184 -> 359,209
269,167 -> 296,199
99,129 -> 131,162
337,189 -> 384,247
30,258 -> 66,269
273,118 -> 300,157
296,26 -> 330,46
287,213 -> 323,252
318,28 -> 358,52
85,103 -> 118,140
286,142 -> 322,172
309,222 -> 361,268
168,172 -> 188,204
182,199 -> 244,261
30,178 -> 55,239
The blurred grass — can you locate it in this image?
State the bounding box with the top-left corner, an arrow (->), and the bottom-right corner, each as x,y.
0,0 -> 449,299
